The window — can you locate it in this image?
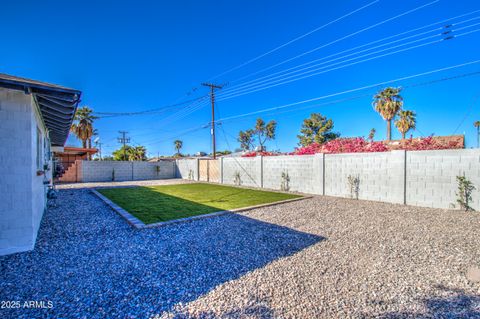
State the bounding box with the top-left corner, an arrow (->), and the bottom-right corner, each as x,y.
36,126 -> 42,170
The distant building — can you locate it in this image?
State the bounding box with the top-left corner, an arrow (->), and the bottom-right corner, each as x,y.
0,74 -> 81,255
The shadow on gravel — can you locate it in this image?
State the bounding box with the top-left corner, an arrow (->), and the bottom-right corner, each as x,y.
375,286 -> 480,318
0,189 -> 324,319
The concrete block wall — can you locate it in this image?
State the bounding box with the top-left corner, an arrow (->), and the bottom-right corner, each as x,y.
176,149 -> 480,210
222,157 -> 262,187
263,154 -> 323,194
406,149 -> 480,210
80,160 -> 176,182
324,151 -> 405,204
175,158 -> 198,180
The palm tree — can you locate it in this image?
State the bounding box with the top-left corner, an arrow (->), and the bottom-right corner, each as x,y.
372,87 -> 403,141
127,146 -> 147,161
70,106 -> 97,151
395,110 -> 416,140
174,140 -> 183,155
474,121 -> 480,148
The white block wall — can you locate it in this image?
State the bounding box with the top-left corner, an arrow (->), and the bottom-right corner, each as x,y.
324,151 -> 405,204
176,149 -> 480,211
80,160 -> 176,182
222,157 -> 262,187
406,149 -> 480,210
175,158 -> 198,180
263,155 -> 323,194
0,88 -> 50,255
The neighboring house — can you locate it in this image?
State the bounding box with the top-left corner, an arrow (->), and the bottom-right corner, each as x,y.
54,146 -> 98,183
0,74 -> 81,255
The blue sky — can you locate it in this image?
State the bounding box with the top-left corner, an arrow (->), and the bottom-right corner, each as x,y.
2,0 -> 480,156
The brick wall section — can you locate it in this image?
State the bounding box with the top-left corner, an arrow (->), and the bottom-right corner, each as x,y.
80,160 -> 175,182
222,157 -> 262,187
406,149 -> 480,210
324,150 -> 405,204
263,154 -> 323,194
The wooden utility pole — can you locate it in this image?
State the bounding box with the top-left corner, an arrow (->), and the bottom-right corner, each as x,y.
117,131 -> 130,161
201,83 -> 223,159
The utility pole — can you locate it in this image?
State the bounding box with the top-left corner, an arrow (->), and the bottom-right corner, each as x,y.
95,142 -> 103,160
117,131 -> 130,161
201,82 -> 223,159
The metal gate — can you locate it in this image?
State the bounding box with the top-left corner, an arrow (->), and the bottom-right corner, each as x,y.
199,159 -> 220,183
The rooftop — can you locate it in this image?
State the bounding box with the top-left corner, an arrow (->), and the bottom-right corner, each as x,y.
0,73 -> 81,146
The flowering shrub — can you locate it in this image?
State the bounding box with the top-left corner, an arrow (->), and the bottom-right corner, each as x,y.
241,151 -> 278,157
293,136 -> 462,155
294,137 -> 388,155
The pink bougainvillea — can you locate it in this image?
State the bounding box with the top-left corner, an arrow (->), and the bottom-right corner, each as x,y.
292,136 -> 462,155
241,151 -> 278,157
241,136 -> 463,157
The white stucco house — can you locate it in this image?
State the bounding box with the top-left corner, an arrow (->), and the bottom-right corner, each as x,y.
0,74 -> 81,255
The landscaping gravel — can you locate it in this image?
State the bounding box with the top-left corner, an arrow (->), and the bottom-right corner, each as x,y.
1,186 -> 479,318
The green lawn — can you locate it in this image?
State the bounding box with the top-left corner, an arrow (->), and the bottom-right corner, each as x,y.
97,183 -> 301,224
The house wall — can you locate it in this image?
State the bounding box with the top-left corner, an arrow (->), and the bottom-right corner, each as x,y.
80,160 -> 176,182
0,88 -> 51,255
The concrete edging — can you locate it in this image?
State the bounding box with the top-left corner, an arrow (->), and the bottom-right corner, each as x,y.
90,188 -> 310,229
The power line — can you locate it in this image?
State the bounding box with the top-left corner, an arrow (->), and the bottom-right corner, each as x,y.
219,16 -> 480,96
216,60 -> 480,123
220,11 -> 480,94
206,0 -> 380,81
228,0 -> 440,84
216,27 -> 480,102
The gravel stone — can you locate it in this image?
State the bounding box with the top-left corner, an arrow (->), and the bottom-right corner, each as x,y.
1,181 -> 479,318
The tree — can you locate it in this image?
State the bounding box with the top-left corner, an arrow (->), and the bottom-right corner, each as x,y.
474,121 -> 480,148
237,129 -> 255,151
254,118 -> 277,150
297,113 -> 339,147
128,146 -> 147,161
112,145 -> 147,161
372,87 -> 403,141
174,140 -> 183,155
395,110 -> 416,140
113,145 -> 132,161
368,128 -> 376,142
70,106 -> 97,159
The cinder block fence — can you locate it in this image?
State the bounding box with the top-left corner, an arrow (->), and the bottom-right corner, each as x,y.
176,149 -> 480,211
75,160 -> 176,182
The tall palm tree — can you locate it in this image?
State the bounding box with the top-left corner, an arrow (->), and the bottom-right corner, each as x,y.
174,140 -> 183,155
474,120 -> 480,148
372,87 -> 403,141
70,106 -> 97,150
395,110 -> 416,140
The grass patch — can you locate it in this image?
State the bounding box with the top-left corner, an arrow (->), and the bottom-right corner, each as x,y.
97,183 -> 301,224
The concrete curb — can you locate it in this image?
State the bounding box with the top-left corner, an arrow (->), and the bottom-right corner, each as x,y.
90,188 -> 310,229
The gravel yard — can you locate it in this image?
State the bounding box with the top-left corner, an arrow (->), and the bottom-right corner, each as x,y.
1,185 -> 479,318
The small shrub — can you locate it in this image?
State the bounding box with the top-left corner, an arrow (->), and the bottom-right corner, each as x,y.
188,169 -> 194,180
347,175 -> 360,200
234,171 -> 242,186
456,174 -> 476,211
280,171 -> 290,191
